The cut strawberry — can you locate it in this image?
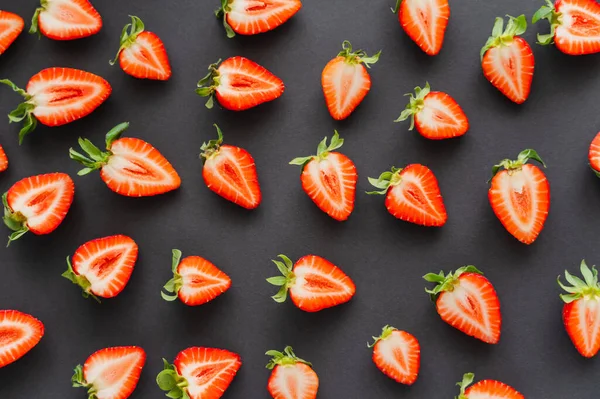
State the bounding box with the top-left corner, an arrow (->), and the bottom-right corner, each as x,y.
30,0 -> 102,40
109,16 -> 171,81
395,82 -> 468,139
488,149 -> 550,244
196,57 -> 284,111
266,346 -> 319,399
534,0 -> 600,55
321,41 -> 380,120
69,122 -> 181,197
0,68 -> 111,143
0,310 -> 44,368
290,131 -> 357,221
589,132 -> 600,177
157,347 -> 241,399
481,15 -> 534,104
0,11 -> 24,54
200,124 -> 261,209
392,0 -> 450,55
368,326 -> 420,386
367,164 -> 447,227
456,373 -> 524,399
0,145 -> 8,172
71,346 -> 146,399
424,266 -> 502,344
216,0 -> 302,38
3,172 -> 74,245
268,254 -> 356,312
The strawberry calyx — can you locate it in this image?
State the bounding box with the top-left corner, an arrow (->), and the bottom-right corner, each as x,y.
489,149 -> 546,182
558,260 -> 600,303
2,192 -> 29,246
337,41 -> 381,68
215,0 -> 236,38
0,79 -> 38,144
455,373 -> 475,399
156,358 -> 190,399
69,122 -> 130,175
29,0 -> 48,36
368,325 -> 397,348
161,249 -> 185,302
394,82 -> 430,130
62,257 -> 101,303
200,124 -> 224,163
532,0 -> 561,45
267,254 -> 296,303
480,15 -> 527,60
423,266 -> 483,302
265,346 -> 312,369
289,130 -> 344,171
109,16 -> 146,66
71,364 -> 99,399
196,59 -> 223,109
366,166 -> 403,195
391,0 -> 402,14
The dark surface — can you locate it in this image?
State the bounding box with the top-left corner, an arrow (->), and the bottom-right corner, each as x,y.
0,0 -> 599,398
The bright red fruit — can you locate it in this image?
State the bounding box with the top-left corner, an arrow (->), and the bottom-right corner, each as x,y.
266,346 -> 319,399
589,132 -> 600,176
455,373 -> 524,399
0,145 -> 8,172
392,0 -> 450,55
369,326 -> 420,385
216,0 -> 302,38
30,0 -> 102,40
0,11 -> 24,54
0,310 -> 44,368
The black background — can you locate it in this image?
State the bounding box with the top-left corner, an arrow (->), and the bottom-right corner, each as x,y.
1,0 -> 599,398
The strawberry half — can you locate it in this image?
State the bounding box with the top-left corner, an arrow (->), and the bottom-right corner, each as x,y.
200,124 -> 261,209
109,16 -> 171,81
0,11 -> 24,55
216,0 -> 302,38
0,68 -> 111,143
3,172 -> 74,245
157,347 -> 242,399
0,145 -> 8,172
268,254 -> 356,312
367,164 -> 447,227
392,0 -> 450,55
488,149 -> 550,245
368,326 -> 420,386
0,310 -> 44,368
455,373 -> 524,399
290,131 -> 357,221
589,131 -> 600,177
321,41 -> 380,120
71,346 -> 146,399
30,0 -> 102,40
62,235 -> 138,302
162,249 -> 232,306
481,15 -> 535,104
395,82 -> 468,139
69,122 -> 181,197
533,0 -> 600,55
424,266 -> 502,344
266,346 -> 319,399
196,57 -> 284,111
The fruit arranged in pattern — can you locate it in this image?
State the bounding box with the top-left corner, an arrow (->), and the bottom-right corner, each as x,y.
289,131 -> 357,221
2,172 -> 74,245
424,266 -> 502,344
157,347 -> 242,399
589,132 -> 600,177
216,0 -> 302,38
455,373 -> 524,399
394,82 -> 468,139
321,41 -> 380,120
367,164 -> 447,227
481,15 -> 534,104
62,235 -> 139,302
71,346 -> 146,399
196,57 -> 284,111
30,0 -> 102,40
0,145 -> 8,172
0,68 -> 111,143
368,326 -> 420,386
267,254 -> 356,312
0,11 -> 24,54
110,16 -> 171,81
162,249 -> 232,306
392,0 -> 450,55
0,310 -> 44,368
533,0 -> 600,55
558,260 -> 600,358
69,122 -> 181,197
266,346 -> 319,399
200,124 -> 261,209
488,149 -> 550,245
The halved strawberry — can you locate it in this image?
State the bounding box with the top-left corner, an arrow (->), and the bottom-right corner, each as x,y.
392,0 -> 450,55
589,132 -> 600,177
0,11 -> 24,55
321,41 -> 380,120
200,124 -> 261,209
455,373 -> 524,399
0,145 -> 8,172
481,15 -> 535,104
157,347 -> 242,399
0,68 -> 111,143
268,254 -> 356,312
368,326 -> 420,386
488,149 -> 550,245
289,131 -> 357,221
109,16 -> 171,81
196,57 -> 284,111
30,0 -> 102,40
424,266 -> 502,344
395,82 -> 468,139
0,310 -> 44,368
3,172 -> 74,245
266,346 -> 319,399
71,346 -> 146,399
62,235 -> 138,302
69,122 -> 181,197
533,0 -> 600,55
367,164 -> 447,227
216,0 -> 302,38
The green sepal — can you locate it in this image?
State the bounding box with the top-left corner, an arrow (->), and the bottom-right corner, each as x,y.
110,16 -> 145,65
29,0 -> 47,37
157,358 -> 190,399
215,0 -> 235,38
161,249 -> 184,302
367,325 -> 397,348
265,346 -> 312,369
289,130 -> 344,170
590,164 -> 600,178
489,148 -> 546,182
62,257 -> 101,303
393,82 -> 430,130
557,260 -> 600,303
200,124 -> 224,163
0,79 -> 39,144
337,41 -> 381,68
532,0 -> 561,45
71,364 -> 99,398
366,167 -> 403,195
423,266 -> 483,302
267,254 -> 295,304
480,15 -> 527,60
391,0 -> 402,14
2,192 -> 29,247
69,123 -> 128,174
455,373 -> 475,399
196,59 -> 222,109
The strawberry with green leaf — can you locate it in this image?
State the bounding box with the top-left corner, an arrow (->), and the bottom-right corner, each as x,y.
266,346 -> 319,399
